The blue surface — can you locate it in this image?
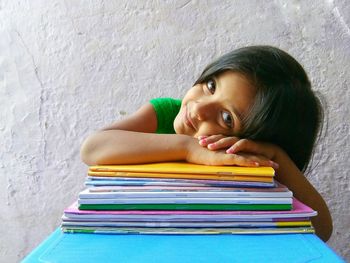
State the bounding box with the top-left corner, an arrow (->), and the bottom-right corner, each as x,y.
23,228 -> 344,263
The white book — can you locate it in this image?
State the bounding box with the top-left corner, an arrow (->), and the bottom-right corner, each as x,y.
77,197 -> 292,205
79,187 -> 292,199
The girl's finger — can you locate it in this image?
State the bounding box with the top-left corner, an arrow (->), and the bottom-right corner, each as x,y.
226,139 -> 259,154
199,134 -> 226,146
223,153 -> 278,169
240,153 -> 279,169
207,137 -> 240,150
222,153 -> 260,167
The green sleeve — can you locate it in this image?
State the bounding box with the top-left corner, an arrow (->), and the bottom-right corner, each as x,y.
149,98 -> 182,134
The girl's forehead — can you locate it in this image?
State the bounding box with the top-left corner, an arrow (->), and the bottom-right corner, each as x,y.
216,70 -> 254,85
216,71 -> 256,94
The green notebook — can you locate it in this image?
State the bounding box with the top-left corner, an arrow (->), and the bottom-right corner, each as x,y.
78,203 -> 292,211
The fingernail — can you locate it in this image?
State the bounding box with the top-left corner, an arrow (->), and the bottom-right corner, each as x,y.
208,143 -> 216,149
226,149 -> 233,154
198,136 -> 207,140
199,139 -> 206,145
228,146 -> 237,153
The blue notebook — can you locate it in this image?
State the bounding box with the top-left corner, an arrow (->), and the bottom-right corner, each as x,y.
23,228 -> 344,263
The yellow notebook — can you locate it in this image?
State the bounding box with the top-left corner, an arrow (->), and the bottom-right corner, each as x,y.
88,171 -> 273,182
88,162 -> 275,182
275,221 -> 312,227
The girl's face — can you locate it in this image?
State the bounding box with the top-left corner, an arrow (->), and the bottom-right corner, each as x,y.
174,71 -> 256,138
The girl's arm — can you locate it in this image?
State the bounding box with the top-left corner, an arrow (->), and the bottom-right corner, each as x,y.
81,103 -> 186,165
273,148 -> 333,242
200,136 -> 333,241
80,104 -> 274,167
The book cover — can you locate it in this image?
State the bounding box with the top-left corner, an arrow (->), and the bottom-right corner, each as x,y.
77,197 -> 293,205
79,183 -> 292,199
86,177 -> 275,188
61,219 -> 312,228
89,162 -> 275,177
65,198 -> 315,220
88,171 -> 273,182
61,226 -> 315,235
78,203 -> 292,211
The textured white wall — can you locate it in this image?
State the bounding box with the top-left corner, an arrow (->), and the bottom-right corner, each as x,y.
0,0 -> 349,261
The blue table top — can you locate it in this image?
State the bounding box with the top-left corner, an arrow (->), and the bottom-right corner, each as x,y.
23,228 -> 344,263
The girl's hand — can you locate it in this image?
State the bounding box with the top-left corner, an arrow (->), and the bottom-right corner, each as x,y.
185,136 -> 275,167
198,135 -> 240,151
198,135 -> 279,169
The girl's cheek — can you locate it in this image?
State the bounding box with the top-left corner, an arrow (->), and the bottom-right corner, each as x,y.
197,124 -> 222,137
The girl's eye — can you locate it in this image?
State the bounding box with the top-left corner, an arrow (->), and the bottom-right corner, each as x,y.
206,79 -> 216,94
222,111 -> 233,128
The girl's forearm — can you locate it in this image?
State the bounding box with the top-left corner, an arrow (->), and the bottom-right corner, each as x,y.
274,149 -> 333,242
80,130 -> 191,165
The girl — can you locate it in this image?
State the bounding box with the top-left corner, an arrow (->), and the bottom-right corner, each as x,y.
80,46 -> 333,241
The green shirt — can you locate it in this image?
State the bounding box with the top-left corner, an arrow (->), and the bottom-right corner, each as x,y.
149,98 -> 182,134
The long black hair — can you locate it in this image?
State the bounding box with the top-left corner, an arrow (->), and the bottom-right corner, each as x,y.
194,46 -> 323,172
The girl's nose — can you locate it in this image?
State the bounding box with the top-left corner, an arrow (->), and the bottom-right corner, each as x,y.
193,100 -> 214,121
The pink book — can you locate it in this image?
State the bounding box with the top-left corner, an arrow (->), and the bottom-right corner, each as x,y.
64,198 -> 317,221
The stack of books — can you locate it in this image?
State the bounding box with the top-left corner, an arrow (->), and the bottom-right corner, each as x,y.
61,162 -> 317,234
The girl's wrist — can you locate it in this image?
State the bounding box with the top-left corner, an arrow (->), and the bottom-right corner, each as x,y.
265,143 -> 282,161
265,144 -> 284,170
274,146 -> 288,161
181,135 -> 201,163
272,146 -> 297,174
174,134 -> 195,160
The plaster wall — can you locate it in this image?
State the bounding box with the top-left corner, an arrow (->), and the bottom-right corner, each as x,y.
0,0 -> 349,261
